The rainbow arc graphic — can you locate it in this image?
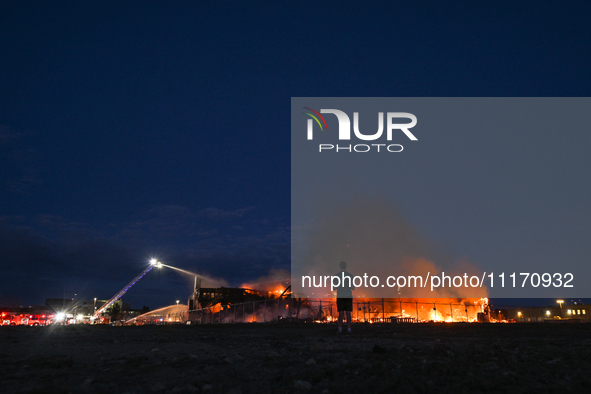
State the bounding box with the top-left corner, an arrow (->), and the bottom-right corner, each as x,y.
303,107 -> 328,131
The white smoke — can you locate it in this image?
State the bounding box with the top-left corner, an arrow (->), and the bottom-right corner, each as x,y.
293,196 -> 488,299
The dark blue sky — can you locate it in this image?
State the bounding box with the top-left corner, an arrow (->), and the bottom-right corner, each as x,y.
1,2 -> 590,308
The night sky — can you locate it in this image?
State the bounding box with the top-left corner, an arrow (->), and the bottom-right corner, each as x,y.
1,2 -> 590,309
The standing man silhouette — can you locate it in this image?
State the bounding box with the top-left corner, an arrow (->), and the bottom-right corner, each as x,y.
336,261 -> 354,334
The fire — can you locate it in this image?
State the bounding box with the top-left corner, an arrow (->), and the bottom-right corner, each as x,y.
307,297 -> 493,323
269,286 -> 285,297
181,295 -> 500,325
239,268 -> 291,298
313,315 -> 337,324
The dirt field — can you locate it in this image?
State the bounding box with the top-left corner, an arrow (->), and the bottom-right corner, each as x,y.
1,322 -> 590,393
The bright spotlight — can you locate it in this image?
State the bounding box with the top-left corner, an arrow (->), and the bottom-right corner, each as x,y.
150,258 -> 158,265
156,262 -> 163,269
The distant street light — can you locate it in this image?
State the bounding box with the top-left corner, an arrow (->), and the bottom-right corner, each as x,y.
176,300 -> 179,306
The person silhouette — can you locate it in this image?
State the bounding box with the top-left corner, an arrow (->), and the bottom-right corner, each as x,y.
336,261 -> 354,334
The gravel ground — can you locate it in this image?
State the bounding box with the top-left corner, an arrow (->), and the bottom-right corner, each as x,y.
1,322 -> 591,393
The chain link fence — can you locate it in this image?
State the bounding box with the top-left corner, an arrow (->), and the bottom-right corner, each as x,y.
180,298 -> 486,324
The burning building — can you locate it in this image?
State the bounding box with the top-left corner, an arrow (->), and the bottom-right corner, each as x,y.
195,287 -> 265,308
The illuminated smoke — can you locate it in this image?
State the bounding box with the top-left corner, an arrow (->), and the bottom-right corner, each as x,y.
293,196 -> 488,299
240,268 -> 291,296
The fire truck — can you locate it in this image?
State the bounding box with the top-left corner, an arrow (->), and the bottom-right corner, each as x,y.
20,314 -> 53,326
1,312 -> 54,326
1,312 -> 21,326
1,312 -> 14,325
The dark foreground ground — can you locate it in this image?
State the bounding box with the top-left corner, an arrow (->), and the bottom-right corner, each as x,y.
1,323 -> 591,393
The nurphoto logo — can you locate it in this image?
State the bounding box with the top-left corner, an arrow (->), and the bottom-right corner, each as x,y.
303,107 -> 418,153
